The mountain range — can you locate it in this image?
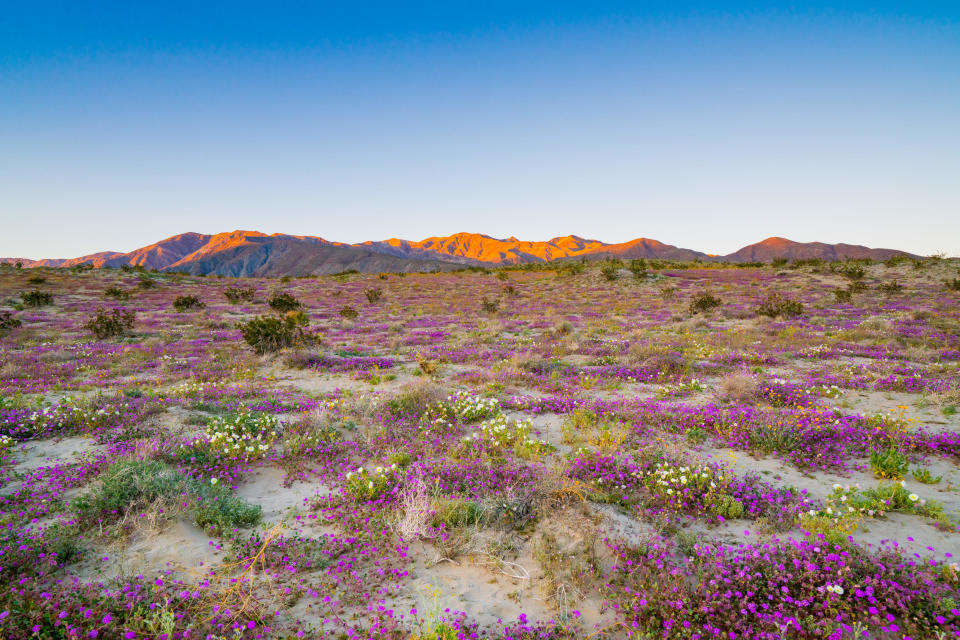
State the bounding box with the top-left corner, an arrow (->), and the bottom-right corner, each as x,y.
2,231 -> 915,276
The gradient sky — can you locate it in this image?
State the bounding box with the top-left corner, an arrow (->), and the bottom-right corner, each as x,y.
1,1 -> 958,258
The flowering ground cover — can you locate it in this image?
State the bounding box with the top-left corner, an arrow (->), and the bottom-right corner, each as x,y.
0,257 -> 959,638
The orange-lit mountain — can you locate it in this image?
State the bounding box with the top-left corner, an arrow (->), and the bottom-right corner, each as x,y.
359,232 -> 609,264
3,231 -> 918,275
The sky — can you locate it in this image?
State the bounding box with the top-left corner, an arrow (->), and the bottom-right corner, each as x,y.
1,1 -> 958,258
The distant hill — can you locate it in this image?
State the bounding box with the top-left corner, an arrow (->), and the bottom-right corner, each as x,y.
577,238 -> 707,261
719,237 -> 914,263
3,231 -> 919,275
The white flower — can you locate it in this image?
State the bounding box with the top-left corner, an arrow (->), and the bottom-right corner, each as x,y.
909,493 -> 919,502
210,478 -> 218,485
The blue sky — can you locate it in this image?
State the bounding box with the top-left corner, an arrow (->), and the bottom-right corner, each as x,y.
1,2 -> 958,257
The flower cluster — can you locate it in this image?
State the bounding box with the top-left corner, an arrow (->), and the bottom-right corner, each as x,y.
203,410 -> 282,460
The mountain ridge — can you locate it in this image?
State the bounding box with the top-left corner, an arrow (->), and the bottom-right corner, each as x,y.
1,231 -> 917,276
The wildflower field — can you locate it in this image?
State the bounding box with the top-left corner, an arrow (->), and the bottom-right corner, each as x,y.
1,256 -> 960,639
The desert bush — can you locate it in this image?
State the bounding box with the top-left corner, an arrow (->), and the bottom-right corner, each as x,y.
224,286 -> 256,303
884,253 -> 911,267
344,465 -> 400,501
945,278 -> 960,292
104,286 -> 129,300
85,307 -> 136,339
27,276 -> 46,285
22,290 -> 53,307
755,292 -> 803,318
834,287 -> 853,303
172,294 -> 205,312
364,288 -> 383,303
688,291 -> 721,314
555,262 -> 585,277
771,257 -> 789,268
268,292 -> 301,312
747,423 -> 801,454
480,297 -> 499,314
137,275 -> 156,289
642,352 -> 689,377
551,320 -> 573,336
393,478 -> 433,540
628,259 -> 648,279
879,280 -> 903,294
339,305 -> 359,320
836,263 -> 866,280
717,372 -> 758,402
600,264 -> 619,281
0,311 -> 22,336
431,498 -> 484,530
387,380 -> 445,417
659,285 -> 677,299
239,314 -> 310,354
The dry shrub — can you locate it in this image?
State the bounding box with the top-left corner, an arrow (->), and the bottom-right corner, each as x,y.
393,477 -> 434,541
717,372 -> 758,402
641,352 -> 688,376
387,379 -> 445,416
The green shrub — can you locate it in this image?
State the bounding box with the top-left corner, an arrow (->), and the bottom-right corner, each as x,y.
600,264 -> 619,281
432,498 -> 484,529
104,286 -> 129,300
364,288 -> 383,303
172,294 -> 205,312
268,292 -> 301,312
0,311 -> 21,336
912,467 -> 942,485
747,423 -> 800,454
239,314 -> 310,354
224,286 -> 256,303
836,263 -> 865,280
945,278 -> 960,292
628,259 -> 648,279
22,290 -> 53,307
755,292 -> 804,318
74,459 -> 260,534
710,494 -> 745,519
879,281 -> 903,294
85,308 -> 136,339
870,446 -> 909,480
74,459 -> 181,521
27,276 -> 46,285
834,288 -> 853,303
339,305 -> 359,320
137,276 -> 156,289
688,291 -> 721,314
555,262 -> 585,277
